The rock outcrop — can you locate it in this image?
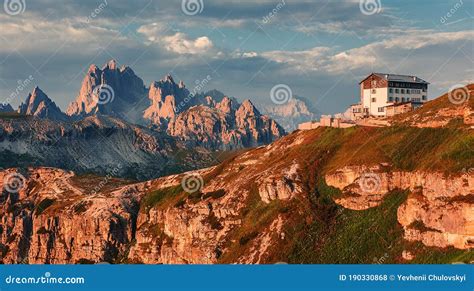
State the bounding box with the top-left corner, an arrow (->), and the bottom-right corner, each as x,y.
142,75 -> 190,127
168,98 -> 285,150
0,115 -> 214,180
66,60 -> 148,123
0,104 -> 13,113
262,97 -> 318,132
325,165 -> 474,249
17,87 -> 68,121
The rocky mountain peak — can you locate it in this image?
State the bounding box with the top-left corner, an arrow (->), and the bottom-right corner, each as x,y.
237,99 -> 260,117
67,59 -> 147,123
0,103 -> 13,113
216,96 -> 233,114
18,86 -> 68,121
104,59 -> 118,70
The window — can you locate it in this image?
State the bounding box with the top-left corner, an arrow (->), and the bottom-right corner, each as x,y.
371,89 -> 376,94
395,97 -> 399,102
395,89 -> 399,93
389,97 -> 393,102
406,89 -> 410,94
402,97 -> 405,102
378,107 -> 385,112
371,98 -> 376,102
401,89 -> 405,94
389,88 -> 393,93
422,95 -> 427,100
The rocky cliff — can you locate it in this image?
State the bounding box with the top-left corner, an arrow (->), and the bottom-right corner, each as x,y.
168,98 -> 285,150
262,97 -> 318,132
18,87 -> 68,121
1,125 -> 472,264
0,115 -> 214,180
325,165 -> 473,250
66,60 -> 148,123
0,104 -> 13,113
393,84 -> 474,128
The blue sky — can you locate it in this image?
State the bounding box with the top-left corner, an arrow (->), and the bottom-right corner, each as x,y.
0,0 -> 473,114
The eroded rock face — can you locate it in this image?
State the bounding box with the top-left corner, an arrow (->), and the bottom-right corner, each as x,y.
142,75 -> 192,127
0,104 -> 14,113
325,165 -> 474,249
0,167 -> 147,263
18,87 -> 68,121
0,138 -> 304,264
66,60 -> 148,123
168,98 -> 285,150
0,115 -> 214,180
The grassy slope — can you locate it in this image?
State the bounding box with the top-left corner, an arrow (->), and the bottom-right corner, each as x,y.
139,125 -> 473,264
287,126 -> 473,263
46,123 -> 472,264
392,83 -> 473,127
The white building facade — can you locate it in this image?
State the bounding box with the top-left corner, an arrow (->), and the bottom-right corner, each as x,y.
355,73 -> 429,118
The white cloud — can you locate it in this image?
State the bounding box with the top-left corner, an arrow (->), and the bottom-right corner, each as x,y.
162,33 -> 214,55
0,14 -> 124,54
260,30 -> 474,75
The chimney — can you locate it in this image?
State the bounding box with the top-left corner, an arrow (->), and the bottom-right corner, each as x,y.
412,76 -> 416,81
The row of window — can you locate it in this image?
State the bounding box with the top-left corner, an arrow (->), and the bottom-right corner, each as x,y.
370,96 -> 426,103
389,88 -> 425,94
388,96 -> 426,102
371,88 -> 426,94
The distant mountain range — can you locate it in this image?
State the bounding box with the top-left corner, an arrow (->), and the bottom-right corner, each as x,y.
0,60 -> 286,178
260,96 -> 320,132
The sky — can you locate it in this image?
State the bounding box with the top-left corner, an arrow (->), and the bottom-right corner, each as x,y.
0,0 -> 473,114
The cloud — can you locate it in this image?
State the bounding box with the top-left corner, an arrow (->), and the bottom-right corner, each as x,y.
158,32 -> 214,55
260,30 -> 474,75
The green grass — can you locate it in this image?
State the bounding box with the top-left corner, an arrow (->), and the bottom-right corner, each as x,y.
287,177 -> 474,264
139,186 -> 183,213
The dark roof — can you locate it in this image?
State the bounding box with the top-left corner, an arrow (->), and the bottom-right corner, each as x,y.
359,73 -> 429,84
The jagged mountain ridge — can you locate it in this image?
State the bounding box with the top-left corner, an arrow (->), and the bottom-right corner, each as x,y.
261,96 -> 319,132
0,86 -> 472,264
18,87 -> 68,121
168,97 -> 285,150
12,60 -> 285,151
0,104 -> 13,113
0,114 -> 215,180
0,123 -> 471,264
